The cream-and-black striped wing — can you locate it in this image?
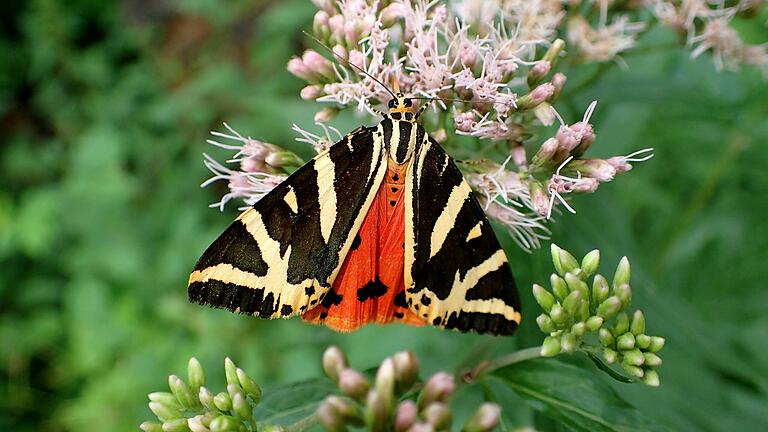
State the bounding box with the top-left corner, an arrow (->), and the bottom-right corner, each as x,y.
188,127 -> 387,318
404,138 -> 522,335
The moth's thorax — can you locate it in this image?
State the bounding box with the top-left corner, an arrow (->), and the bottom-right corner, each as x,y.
380,118 -> 423,165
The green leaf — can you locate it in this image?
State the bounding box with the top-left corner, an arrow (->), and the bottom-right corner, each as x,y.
253,377 -> 337,427
491,359 -> 661,432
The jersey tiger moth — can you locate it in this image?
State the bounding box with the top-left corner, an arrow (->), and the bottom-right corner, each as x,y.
188,79 -> 522,335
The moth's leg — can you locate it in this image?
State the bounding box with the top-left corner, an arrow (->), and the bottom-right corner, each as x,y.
414,99 -> 433,120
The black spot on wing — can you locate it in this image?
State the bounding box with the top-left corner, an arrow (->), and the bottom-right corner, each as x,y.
350,234 -> 362,251
305,286 -> 315,296
193,220 -> 268,277
357,277 -> 388,302
281,304 -> 293,316
321,289 -> 343,308
395,312 -> 405,319
394,291 -> 408,308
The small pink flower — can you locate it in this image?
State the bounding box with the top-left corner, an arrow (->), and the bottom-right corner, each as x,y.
454,110 -> 478,133
301,85 -> 323,100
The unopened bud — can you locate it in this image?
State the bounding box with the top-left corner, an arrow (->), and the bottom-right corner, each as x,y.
323,346 -> 348,382
643,369 -> 660,387
532,138 -> 559,167
599,328 -> 615,347
536,313 -> 556,333
423,402 -> 452,429
551,274 -> 569,302
581,250 -> 600,275
162,418 -> 189,432
317,398 -> 345,432
420,372 -> 455,407
564,272 -> 589,299
529,181 -> 550,215
622,364 -> 644,379
614,283 -> 632,309
235,368 -> 261,402
209,415 -> 241,432
613,257 -> 631,289
375,358 -> 396,410
300,85 -> 323,100
551,72 -> 567,98
549,304 -> 568,327
643,353 -> 662,367
630,310 -> 645,335
365,390 -> 389,432
552,244 -> 579,275
213,392 -> 232,412
528,60 -> 551,86
648,337 -> 665,353
149,392 -> 180,409
149,402 -> 182,422
394,400 -> 418,432
224,358 -> 240,387
567,159 -> 615,182
571,322 -> 586,337
517,83 -> 554,110
533,102 -> 557,126
463,403 -> 501,432
188,415 -> 211,432
617,333 -> 636,351
623,348 -> 645,366
613,313 -> 630,335
592,274 -> 610,308
141,422 -> 164,432
339,368 -> 370,400
198,387 -> 215,411
541,335 -> 561,357
562,290 -> 582,317
188,358 -> 205,390
532,284 -> 555,312
603,348 -> 618,363
392,351 -> 419,391
169,376 -> 198,410
586,315 -> 604,332
232,393 -> 250,420
635,334 -> 651,350
380,3 -> 407,27
560,331 -> 578,352
543,39 -> 566,65
596,296 -> 621,320
315,107 -> 339,123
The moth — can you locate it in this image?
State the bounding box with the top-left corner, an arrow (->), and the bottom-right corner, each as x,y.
188,77 -> 522,335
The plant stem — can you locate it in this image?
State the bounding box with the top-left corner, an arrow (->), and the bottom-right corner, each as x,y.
464,346 -> 543,381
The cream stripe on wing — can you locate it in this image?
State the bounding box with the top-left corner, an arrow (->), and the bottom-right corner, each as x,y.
284,185 -> 298,213
313,154 -> 337,244
429,181 -> 472,259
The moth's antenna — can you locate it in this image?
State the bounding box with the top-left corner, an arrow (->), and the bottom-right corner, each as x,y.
302,31 -> 396,100
411,96 -> 515,106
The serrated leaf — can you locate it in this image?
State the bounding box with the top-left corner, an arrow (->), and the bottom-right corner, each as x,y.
491,359 -> 662,432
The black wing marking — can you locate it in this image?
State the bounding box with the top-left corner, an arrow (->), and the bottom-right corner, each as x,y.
189,126 -> 387,318
404,137 -> 521,335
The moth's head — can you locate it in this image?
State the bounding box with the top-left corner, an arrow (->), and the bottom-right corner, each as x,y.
385,76 -> 415,121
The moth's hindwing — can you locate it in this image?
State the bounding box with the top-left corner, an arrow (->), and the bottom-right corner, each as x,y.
188,127 -> 387,319
404,137 -> 522,335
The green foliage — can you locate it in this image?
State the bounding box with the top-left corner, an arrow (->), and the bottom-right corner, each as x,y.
1,1 -> 767,431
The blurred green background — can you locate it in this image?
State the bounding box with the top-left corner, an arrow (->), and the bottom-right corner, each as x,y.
1,1 -> 767,431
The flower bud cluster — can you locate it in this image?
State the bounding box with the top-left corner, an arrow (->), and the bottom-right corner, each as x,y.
318,346 -> 502,431
141,357 -> 271,432
533,244 -> 665,386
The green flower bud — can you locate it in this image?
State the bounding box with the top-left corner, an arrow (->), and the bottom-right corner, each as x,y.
635,334 -> 651,350
213,392 -> 232,412
551,244 -> 564,275
630,310 -> 645,335
322,346 -> 348,383
227,384 -> 244,401
543,38 -> 566,65
585,316 -> 604,332
565,272 -> 589,299
613,256 -> 631,290
536,313 -> 556,333
643,353 -> 663,367
616,333 -> 636,351
162,418 -> 191,432
198,387 -> 216,411
149,392 -> 180,409
365,390 -> 389,432
551,274 -> 569,302
169,375 -> 198,410
614,284 -> 632,309
596,296 -> 621,320
648,337 -> 665,353
603,348 -> 618,363
224,358 -> 240,387
613,312 -> 630,335
598,328 -> 615,347
541,335 -> 561,357
643,369 -> 660,387
577,299 -> 590,322
571,322 -> 586,337
260,426 -> 285,432
149,402 -> 182,422
558,247 -> 580,275
622,364 -> 644,379
235,368 -> 262,403
423,402 -> 452,430
560,332 -> 578,353
592,274 -> 610,308
532,284 -> 555,312
140,422 -> 164,432
188,415 -> 211,432
394,400 -> 418,432
317,398 -> 346,432
562,290 -> 582,317
339,368 -> 370,401
209,415 -> 242,432
581,250 -> 600,275
549,304 -> 569,327
231,393 -> 250,420
375,358 -> 396,411
392,351 -> 419,392
265,151 -> 304,169
623,348 -> 645,366
463,403 -> 501,432
188,357 -> 206,390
